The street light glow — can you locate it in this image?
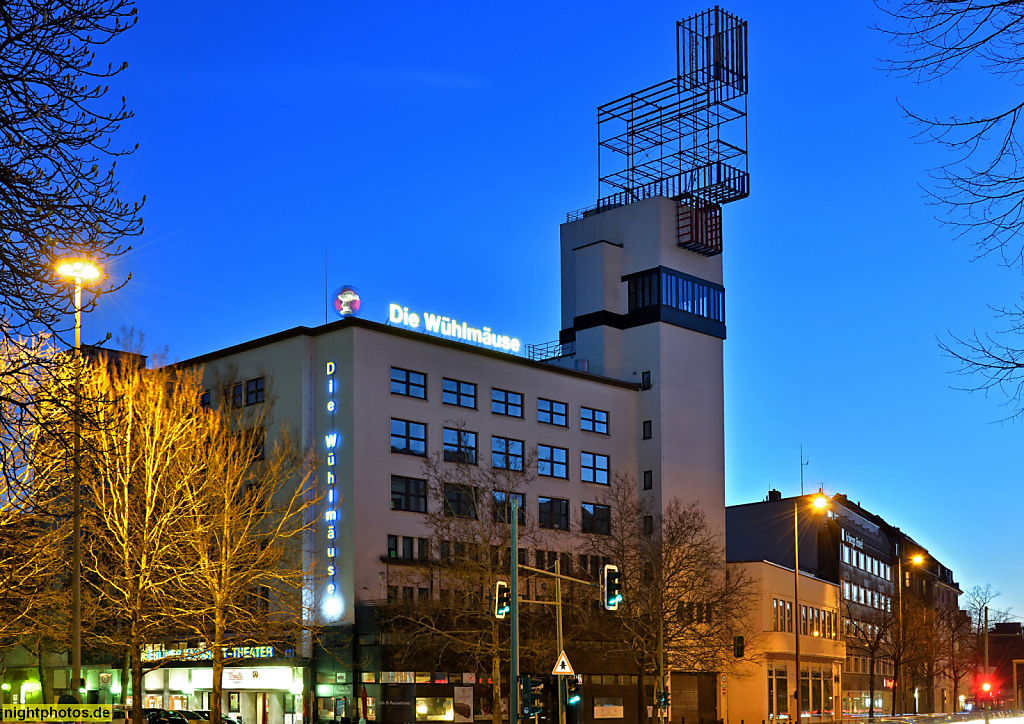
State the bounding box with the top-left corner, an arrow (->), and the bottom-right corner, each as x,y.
56,258 -> 102,282
911,554 -> 924,565
812,495 -> 829,510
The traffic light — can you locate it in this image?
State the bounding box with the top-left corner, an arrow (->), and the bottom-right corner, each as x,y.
602,564 -> 622,611
733,635 -> 745,658
520,676 -> 544,718
656,691 -> 670,710
566,677 -> 581,707
493,580 -> 511,619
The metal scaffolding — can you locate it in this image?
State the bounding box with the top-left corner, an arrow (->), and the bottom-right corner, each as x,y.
570,7 -> 749,256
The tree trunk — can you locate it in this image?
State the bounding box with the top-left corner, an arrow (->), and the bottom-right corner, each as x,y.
120,650 -> 130,706
636,658 -> 648,724
130,636 -> 144,724
36,638 -> 50,705
867,654 -> 875,722
213,607 -> 225,724
491,652 -> 501,724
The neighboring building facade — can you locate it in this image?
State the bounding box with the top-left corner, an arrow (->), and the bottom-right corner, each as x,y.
727,491 -> 962,719
725,561 -> 845,724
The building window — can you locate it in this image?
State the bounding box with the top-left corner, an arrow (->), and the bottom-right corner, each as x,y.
538,398 -> 567,426
493,491 -> 525,524
391,475 -> 427,513
580,407 -> 608,434
539,497 -> 569,530
581,503 -> 611,535
443,378 -> 476,408
226,382 -> 243,408
581,452 -> 609,485
418,538 -> 429,560
643,515 -> 654,535
246,377 -> 265,405
387,535 -> 398,558
642,420 -> 652,439
385,535 -> 416,560
443,427 -> 477,464
390,367 -> 426,399
641,371 -> 651,390
538,445 -> 568,479
642,470 -> 653,490
444,483 -> 477,519
391,418 -> 427,457
199,390 -> 211,410
491,388 -> 523,417
492,436 -> 524,471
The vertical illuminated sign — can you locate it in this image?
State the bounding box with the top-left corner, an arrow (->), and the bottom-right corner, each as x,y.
324,361 -> 340,616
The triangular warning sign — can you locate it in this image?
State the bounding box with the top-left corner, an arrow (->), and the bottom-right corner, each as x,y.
552,650 -> 574,676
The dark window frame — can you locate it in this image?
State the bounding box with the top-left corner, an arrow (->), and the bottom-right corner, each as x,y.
538,497 -> 569,531
444,483 -> 478,519
538,444 -> 568,479
581,407 -> 609,434
582,502 -> 611,535
581,451 -> 610,485
643,470 -> 653,490
245,377 -> 265,406
443,427 -> 478,465
642,420 -> 652,439
493,491 -> 526,524
442,378 -> 477,409
390,367 -> 427,399
537,398 -> 568,427
390,418 -> 427,457
391,475 -> 428,513
491,436 -> 524,471
491,388 -> 524,417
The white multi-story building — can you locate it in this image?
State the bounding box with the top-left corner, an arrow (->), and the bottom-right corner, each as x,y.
156,194 -> 731,724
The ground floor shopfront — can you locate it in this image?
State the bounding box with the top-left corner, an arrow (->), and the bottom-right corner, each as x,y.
140,663 -> 309,724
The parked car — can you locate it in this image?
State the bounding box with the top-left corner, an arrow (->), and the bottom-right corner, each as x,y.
142,709 -> 177,724
177,712 -> 210,724
193,712 -> 241,724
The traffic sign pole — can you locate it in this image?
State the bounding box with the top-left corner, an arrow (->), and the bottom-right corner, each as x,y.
556,559 -> 564,724
511,499 -> 519,721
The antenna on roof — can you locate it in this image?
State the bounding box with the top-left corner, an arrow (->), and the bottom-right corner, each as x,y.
800,445 -> 809,496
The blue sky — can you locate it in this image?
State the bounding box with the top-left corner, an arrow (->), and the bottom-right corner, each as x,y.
83,1 -> 1021,614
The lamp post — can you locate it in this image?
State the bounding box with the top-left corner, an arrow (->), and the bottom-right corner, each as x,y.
794,493 -> 829,721
894,551 -> 923,715
56,257 -> 102,702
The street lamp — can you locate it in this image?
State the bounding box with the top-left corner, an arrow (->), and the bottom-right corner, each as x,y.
55,256 -> 102,703
794,493 -> 830,721
895,550 -> 924,715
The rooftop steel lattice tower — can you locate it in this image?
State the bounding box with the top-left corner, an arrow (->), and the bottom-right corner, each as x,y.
570,7 -> 748,256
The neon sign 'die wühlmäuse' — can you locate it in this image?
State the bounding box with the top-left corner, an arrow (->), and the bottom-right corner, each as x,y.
389,303 -> 521,354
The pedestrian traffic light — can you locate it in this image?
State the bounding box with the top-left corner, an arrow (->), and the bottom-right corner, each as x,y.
602,564 -> 622,611
733,635 -> 745,658
520,676 -> 543,718
493,580 -> 511,619
566,678 -> 581,707
656,691 -> 669,709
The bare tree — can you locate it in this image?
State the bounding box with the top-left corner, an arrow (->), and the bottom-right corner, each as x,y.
64,358 -> 211,724
844,603 -> 895,722
0,1 -> 145,495
170,400 -> 319,724
580,474 -> 757,724
934,599 -> 973,712
376,447 -> 547,724
877,0 -> 1024,415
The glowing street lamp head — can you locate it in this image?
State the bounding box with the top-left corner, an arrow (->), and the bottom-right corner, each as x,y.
812,495 -> 829,511
56,258 -> 102,283
911,554 -> 924,565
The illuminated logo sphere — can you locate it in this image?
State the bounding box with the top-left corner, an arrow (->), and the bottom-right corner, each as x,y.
332,286 -> 362,318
